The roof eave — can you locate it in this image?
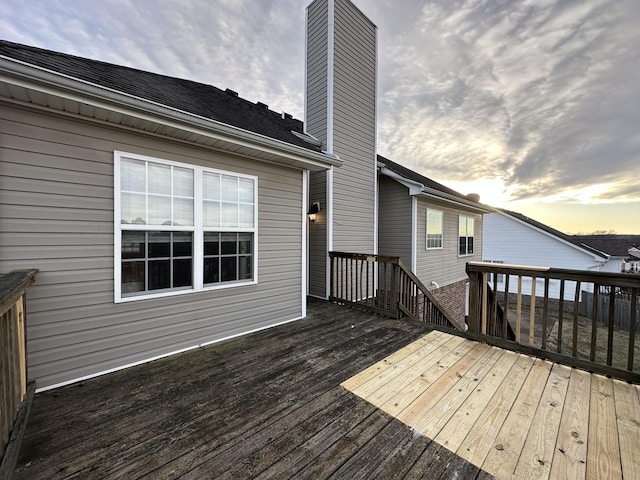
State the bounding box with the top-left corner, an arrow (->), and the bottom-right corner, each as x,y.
0,56 -> 340,172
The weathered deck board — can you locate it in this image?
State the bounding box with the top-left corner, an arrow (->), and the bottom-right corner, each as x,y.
15,300 -> 492,479
342,329 -> 640,480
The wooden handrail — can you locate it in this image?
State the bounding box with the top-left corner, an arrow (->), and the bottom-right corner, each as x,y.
0,269 -> 37,475
328,252 -> 462,331
466,262 -> 640,383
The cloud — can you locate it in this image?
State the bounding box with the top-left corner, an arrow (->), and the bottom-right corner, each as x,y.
1,0 -> 638,210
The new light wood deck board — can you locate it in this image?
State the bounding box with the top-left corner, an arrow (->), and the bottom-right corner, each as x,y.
342,330 -> 640,480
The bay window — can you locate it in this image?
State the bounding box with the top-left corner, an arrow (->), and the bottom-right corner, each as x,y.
115,152 -> 257,301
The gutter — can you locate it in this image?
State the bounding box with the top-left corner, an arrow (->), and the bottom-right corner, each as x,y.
0,56 -> 342,171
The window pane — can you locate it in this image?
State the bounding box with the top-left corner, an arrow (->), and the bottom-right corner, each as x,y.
148,232 -> 170,258
221,233 -> 237,255
148,195 -> 171,225
173,258 -> 192,287
173,232 -> 193,257
204,232 -> 220,255
148,163 -> 171,194
221,203 -> 238,227
149,260 -> 170,290
221,175 -> 238,202
204,201 -> 220,227
173,167 -> 193,197
221,257 -> 237,282
238,204 -> 254,228
467,218 -> 475,236
121,158 -> 146,192
238,178 -> 254,203
468,237 -> 474,254
203,173 -> 220,200
459,216 -> 466,236
121,192 -> 146,224
459,237 -> 466,256
239,233 -> 252,254
122,261 -> 145,293
122,231 -> 145,259
238,256 -> 252,280
204,257 -> 219,284
173,197 -> 194,226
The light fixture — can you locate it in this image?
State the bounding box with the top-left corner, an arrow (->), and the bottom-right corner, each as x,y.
308,202 -> 320,222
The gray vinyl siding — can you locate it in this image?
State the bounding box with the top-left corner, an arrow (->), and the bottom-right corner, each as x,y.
0,103 -> 305,389
306,0 -> 329,298
306,0 -> 328,147
415,197 -> 483,289
377,176 -> 412,263
308,170 -> 327,297
331,0 -> 377,253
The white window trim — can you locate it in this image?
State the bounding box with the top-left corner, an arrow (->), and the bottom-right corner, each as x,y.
426,209 -> 444,250
458,215 -> 475,257
114,151 -> 258,303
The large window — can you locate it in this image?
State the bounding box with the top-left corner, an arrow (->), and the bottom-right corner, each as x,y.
115,152 -> 257,301
426,209 -> 443,249
459,215 -> 475,256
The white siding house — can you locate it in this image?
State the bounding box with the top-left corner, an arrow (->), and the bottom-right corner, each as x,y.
483,210 -> 609,299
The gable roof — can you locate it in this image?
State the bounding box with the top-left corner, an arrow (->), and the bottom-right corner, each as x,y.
498,209 -> 609,260
377,155 -> 492,212
0,40 -> 337,171
571,235 -> 640,257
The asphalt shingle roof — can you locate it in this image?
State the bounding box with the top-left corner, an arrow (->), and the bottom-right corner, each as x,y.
0,40 -> 319,152
571,235 -> 640,257
377,154 -> 475,202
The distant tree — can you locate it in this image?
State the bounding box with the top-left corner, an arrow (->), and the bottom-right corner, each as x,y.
591,229 -> 616,234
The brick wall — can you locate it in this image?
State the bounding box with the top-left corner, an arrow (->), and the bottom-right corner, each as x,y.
431,279 -> 468,328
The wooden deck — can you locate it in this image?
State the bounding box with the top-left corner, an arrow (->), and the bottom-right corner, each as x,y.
15,300 -> 495,479
343,330 -> 640,480
14,300 -> 639,479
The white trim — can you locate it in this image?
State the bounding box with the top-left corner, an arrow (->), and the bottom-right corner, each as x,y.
411,196 -> 418,271
326,0 -> 335,154
36,313 -> 306,393
426,208 -> 444,250
302,169 -> 309,317
114,151 -> 258,302
326,166 -> 334,299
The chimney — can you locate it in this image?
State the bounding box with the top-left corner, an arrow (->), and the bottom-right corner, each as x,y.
305,0 -> 377,298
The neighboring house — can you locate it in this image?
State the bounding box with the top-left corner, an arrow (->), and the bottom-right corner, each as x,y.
571,235 -> 640,274
377,156 -> 492,324
0,0 -> 480,390
483,210 -> 610,299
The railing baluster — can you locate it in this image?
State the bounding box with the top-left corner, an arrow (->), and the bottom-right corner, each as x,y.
607,286 -> 615,366
481,272 -> 488,335
542,278 -> 550,350
590,284 -> 599,362
557,280 -> 565,353
628,287 -> 637,371
529,276 -> 537,346
503,274 -> 510,339
516,275 -> 522,343
573,281 -> 581,358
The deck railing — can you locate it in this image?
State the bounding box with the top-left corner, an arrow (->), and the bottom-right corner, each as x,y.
328,252 -> 464,330
466,262 -> 640,383
0,269 -> 37,478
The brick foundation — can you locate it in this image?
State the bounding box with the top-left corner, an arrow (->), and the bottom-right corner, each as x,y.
431,279 -> 468,328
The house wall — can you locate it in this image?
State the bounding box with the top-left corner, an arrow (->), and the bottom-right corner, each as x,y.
415,197 -> 483,289
483,212 -> 603,299
306,0 -> 377,298
377,176 -> 411,263
0,103 -> 306,390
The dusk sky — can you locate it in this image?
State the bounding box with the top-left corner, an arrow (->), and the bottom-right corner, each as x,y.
2,0 -> 638,234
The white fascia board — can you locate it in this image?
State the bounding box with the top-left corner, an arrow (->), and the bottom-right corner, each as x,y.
0,56 -> 341,171
379,167 -> 424,195
495,210 -> 608,262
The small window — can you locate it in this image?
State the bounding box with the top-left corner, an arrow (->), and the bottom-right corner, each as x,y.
459,216 -> 475,256
426,209 -> 443,249
115,152 -> 257,302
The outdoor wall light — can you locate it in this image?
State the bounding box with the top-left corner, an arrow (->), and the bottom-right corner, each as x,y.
308,202 -> 321,222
